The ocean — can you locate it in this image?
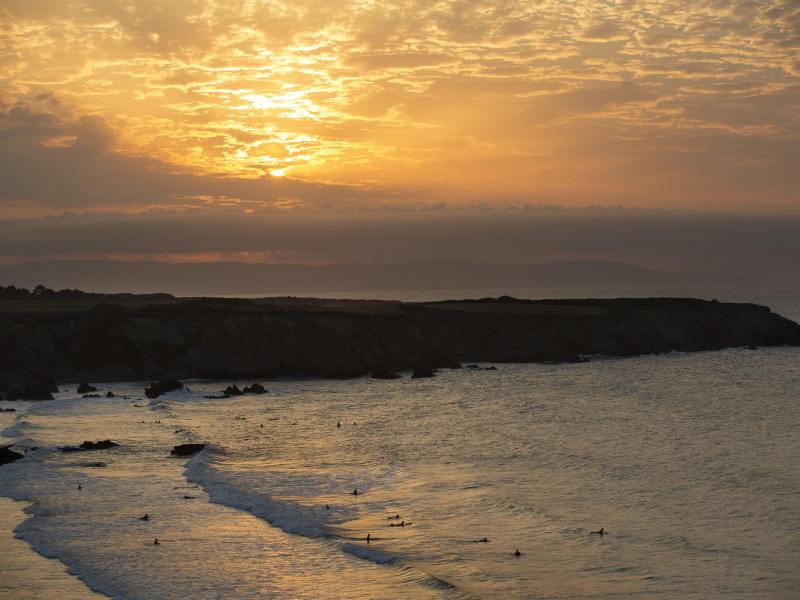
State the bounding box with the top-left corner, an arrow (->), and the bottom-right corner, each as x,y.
1,284 -> 799,599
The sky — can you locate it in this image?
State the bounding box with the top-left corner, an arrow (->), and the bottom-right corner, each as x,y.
0,1 -> 799,269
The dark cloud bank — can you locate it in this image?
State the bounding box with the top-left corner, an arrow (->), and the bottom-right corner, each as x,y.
1,210 -> 799,295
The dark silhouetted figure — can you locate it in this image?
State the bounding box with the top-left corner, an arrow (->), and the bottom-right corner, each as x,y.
366,533 -> 371,543
514,549 -> 521,557
474,537 -> 489,543
78,485 -> 82,490
140,513 -> 150,521
337,421 -> 341,428
390,521 -> 409,527
352,489 -> 359,496
325,504 -> 330,509
591,527 -> 605,535
154,538 -> 160,545
388,514 -> 400,520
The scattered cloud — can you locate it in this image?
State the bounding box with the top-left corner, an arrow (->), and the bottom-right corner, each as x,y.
0,0 -> 797,215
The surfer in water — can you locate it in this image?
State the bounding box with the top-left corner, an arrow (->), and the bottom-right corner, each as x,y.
591,527 -> 606,535
514,549 -> 522,557
352,488 -> 359,496
390,521 -> 411,527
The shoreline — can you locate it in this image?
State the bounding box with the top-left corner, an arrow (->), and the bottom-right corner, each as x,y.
0,496 -> 107,600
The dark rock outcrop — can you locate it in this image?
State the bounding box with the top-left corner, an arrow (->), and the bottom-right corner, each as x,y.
2,382 -> 55,401
243,383 -> 267,394
171,443 -> 206,456
77,383 -> 98,394
0,445 -> 24,465
80,440 -> 118,450
225,384 -> 244,396
411,368 -> 436,379
371,370 -> 402,380
61,440 -> 119,452
145,379 -> 183,399
0,296 -> 798,396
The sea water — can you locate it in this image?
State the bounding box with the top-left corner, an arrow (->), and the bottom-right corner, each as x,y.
1,287 -> 799,599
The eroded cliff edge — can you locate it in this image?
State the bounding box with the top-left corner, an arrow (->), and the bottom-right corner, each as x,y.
2,296 -> 799,399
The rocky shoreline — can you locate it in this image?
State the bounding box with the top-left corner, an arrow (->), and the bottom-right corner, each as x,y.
1,295 -> 799,400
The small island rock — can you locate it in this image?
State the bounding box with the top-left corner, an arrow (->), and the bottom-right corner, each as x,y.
0,445 -> 24,465
411,368 -> 436,379
145,379 -> 183,399
171,443 -> 207,456
243,383 -> 267,394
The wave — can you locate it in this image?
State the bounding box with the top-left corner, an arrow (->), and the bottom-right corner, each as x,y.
341,542 -> 397,564
183,447 -> 476,599
184,449 -> 335,538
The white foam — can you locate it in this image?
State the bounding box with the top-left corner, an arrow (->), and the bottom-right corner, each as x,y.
184,450 -> 330,538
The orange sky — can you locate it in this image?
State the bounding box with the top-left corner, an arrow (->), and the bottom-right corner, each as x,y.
0,0 -> 799,218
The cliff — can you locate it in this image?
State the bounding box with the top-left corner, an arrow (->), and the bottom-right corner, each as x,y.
1,296 -> 799,399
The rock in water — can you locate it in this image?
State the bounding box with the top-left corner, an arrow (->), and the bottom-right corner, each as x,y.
77,383 -> 98,394
371,370 -> 402,380
171,443 -> 206,456
60,439 -> 119,452
243,383 -> 267,394
411,368 -> 436,379
224,384 -> 244,396
0,446 -> 24,465
3,382 -> 55,401
79,440 -> 119,450
144,379 -> 183,399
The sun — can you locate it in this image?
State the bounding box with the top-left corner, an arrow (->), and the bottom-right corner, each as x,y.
270,168 -> 287,177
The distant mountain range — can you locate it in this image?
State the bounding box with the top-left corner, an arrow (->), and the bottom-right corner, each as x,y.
0,259 -> 757,297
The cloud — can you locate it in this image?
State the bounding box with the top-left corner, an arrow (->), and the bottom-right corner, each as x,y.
581,21 -> 628,41
344,52 -> 453,71
527,82 -> 656,121
0,0 -> 798,214
0,96 -> 378,215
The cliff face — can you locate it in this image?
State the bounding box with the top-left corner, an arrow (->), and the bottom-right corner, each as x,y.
1,297 -> 799,399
